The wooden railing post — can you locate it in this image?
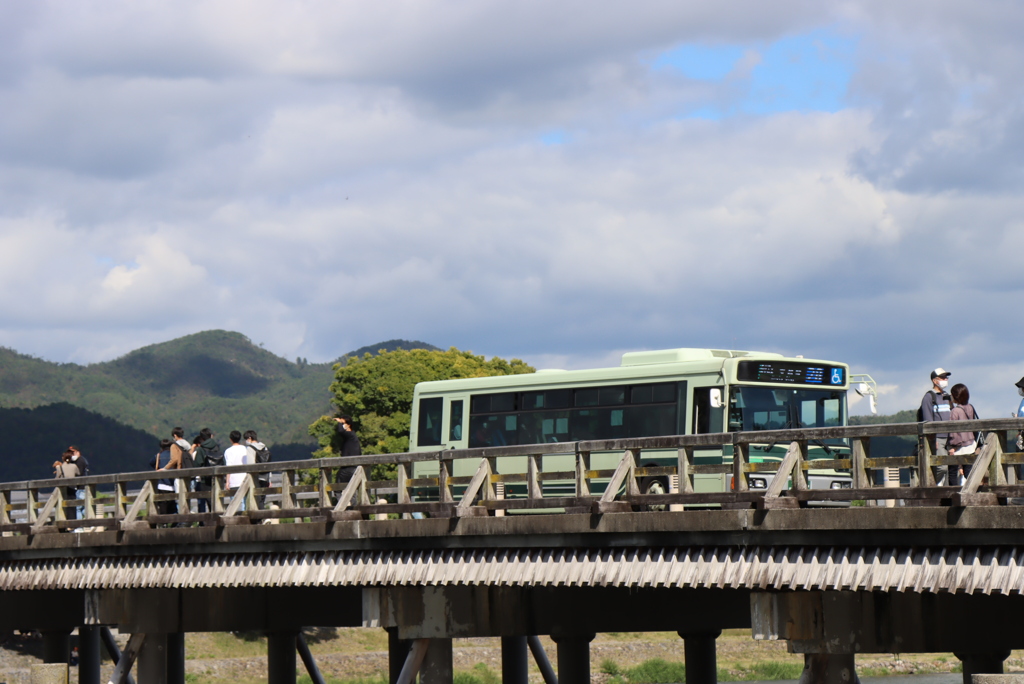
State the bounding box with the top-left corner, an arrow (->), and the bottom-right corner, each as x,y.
527,455 -> 543,500
576,449 -> 590,498
397,464 -> 412,519
918,424 -> 938,487
0,490 -> 9,525
115,482 -> 127,519
851,437 -> 871,490
281,470 -> 295,509
26,488 -> 38,524
439,460 -> 453,504
733,442 -> 749,492
318,468 -> 331,508
212,476 -> 224,514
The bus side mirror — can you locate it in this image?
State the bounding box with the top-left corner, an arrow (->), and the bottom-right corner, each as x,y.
710,388 -> 723,408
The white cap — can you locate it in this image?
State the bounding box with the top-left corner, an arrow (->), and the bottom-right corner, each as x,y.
930,368 -> 951,379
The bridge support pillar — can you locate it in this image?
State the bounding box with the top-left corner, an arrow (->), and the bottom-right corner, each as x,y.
42,630 -> 70,665
138,633 -> 168,683
797,654 -> 859,684
388,627 -> 413,684
552,633 -> 594,684
135,631 -> 185,684
78,626 -> 102,684
955,651 -> 1011,684
267,630 -> 298,684
680,630 -> 721,684
501,636 -> 528,684
167,631 -> 185,684
422,637 -> 453,684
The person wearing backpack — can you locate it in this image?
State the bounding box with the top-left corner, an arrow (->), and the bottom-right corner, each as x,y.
193,428 -> 223,515
920,368 -> 954,484
170,427 -> 194,469
244,430 -> 271,508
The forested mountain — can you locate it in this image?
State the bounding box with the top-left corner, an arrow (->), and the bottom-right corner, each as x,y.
0,331 -> 439,481
849,410 -> 918,457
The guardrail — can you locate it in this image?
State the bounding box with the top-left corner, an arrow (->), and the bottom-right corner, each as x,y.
2,418 -> 1024,534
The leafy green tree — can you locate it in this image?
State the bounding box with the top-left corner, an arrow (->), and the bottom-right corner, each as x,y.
309,348 -> 534,459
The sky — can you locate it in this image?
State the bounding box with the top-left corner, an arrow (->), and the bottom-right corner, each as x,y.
1,1 -> 1023,418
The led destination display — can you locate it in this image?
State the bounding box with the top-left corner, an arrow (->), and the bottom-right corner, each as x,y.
736,360 -> 846,386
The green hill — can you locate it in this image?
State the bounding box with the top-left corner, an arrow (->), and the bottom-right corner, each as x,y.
0,331 -> 440,480
849,410 -> 918,457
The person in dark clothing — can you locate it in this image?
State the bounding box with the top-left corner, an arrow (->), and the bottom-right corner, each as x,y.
193,428 -> 222,514
68,445 -> 89,519
148,439 -> 177,518
333,415 -> 362,485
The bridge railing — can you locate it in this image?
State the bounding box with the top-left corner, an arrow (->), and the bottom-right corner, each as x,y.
3,418 -> 1024,533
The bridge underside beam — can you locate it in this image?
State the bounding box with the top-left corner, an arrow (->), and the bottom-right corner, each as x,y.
0,590 -> 84,630
374,586 -> 751,639
752,590 -> 1024,653
87,586 -> 363,633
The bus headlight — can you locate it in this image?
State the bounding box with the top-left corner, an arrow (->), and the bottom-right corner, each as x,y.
749,478 -> 767,489
830,481 -> 852,489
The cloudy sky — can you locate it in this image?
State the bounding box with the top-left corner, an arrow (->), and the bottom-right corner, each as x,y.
1,1 -> 1022,417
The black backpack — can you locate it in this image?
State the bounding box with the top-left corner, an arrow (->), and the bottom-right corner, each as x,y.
200,443 -> 225,467
173,442 -> 194,469
251,445 -> 271,464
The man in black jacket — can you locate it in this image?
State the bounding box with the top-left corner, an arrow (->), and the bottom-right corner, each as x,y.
333,415 -> 362,486
193,428 -> 222,514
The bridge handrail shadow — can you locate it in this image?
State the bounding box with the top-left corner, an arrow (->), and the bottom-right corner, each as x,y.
3,418 -> 1024,533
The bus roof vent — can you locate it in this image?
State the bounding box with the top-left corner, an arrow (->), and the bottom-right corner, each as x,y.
620,349 -> 717,366
621,348 -> 761,366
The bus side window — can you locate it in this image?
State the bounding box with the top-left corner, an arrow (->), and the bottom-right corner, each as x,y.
692,387 -> 725,434
417,397 -> 443,446
448,400 -> 464,442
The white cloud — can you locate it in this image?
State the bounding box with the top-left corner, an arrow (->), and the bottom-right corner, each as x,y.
0,0 -> 1022,423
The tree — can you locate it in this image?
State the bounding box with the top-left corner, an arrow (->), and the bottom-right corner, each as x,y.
309,347 -> 534,459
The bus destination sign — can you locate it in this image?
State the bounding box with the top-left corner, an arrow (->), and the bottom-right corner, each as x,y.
736,360 -> 846,386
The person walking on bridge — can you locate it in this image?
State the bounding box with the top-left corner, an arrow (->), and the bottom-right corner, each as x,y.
193,428 -> 222,515
224,431 -> 250,510
333,415 -> 362,487
946,383 -> 980,483
922,368 -> 954,484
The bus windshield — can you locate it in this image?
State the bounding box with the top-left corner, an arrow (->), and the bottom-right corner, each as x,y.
728,386 -> 845,433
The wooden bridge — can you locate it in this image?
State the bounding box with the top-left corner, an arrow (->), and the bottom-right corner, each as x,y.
3,418 -> 1024,684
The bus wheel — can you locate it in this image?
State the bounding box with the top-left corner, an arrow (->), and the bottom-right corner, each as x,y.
640,476 -> 669,512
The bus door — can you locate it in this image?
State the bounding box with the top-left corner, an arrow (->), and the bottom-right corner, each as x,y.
444,395 -> 473,480
691,385 -> 726,492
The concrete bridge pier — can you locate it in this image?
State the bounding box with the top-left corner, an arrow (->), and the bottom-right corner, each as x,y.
41,630 -> 70,666
267,630 -> 298,684
136,632 -> 185,684
552,633 -> 594,684
955,651 -> 1011,684
422,637 -> 454,684
501,636 -> 528,684
797,654 -> 859,684
679,630 -> 721,684
78,625 -> 102,684
388,627 -> 413,684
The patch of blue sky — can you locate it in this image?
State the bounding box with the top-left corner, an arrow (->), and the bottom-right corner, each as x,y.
652,44 -> 745,81
745,29 -> 857,114
653,28 -> 858,118
539,130 -> 566,146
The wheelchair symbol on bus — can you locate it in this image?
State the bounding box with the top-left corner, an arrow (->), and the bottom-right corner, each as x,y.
831,368 -> 844,385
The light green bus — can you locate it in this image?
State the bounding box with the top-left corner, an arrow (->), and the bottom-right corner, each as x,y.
409,348 -> 853,500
